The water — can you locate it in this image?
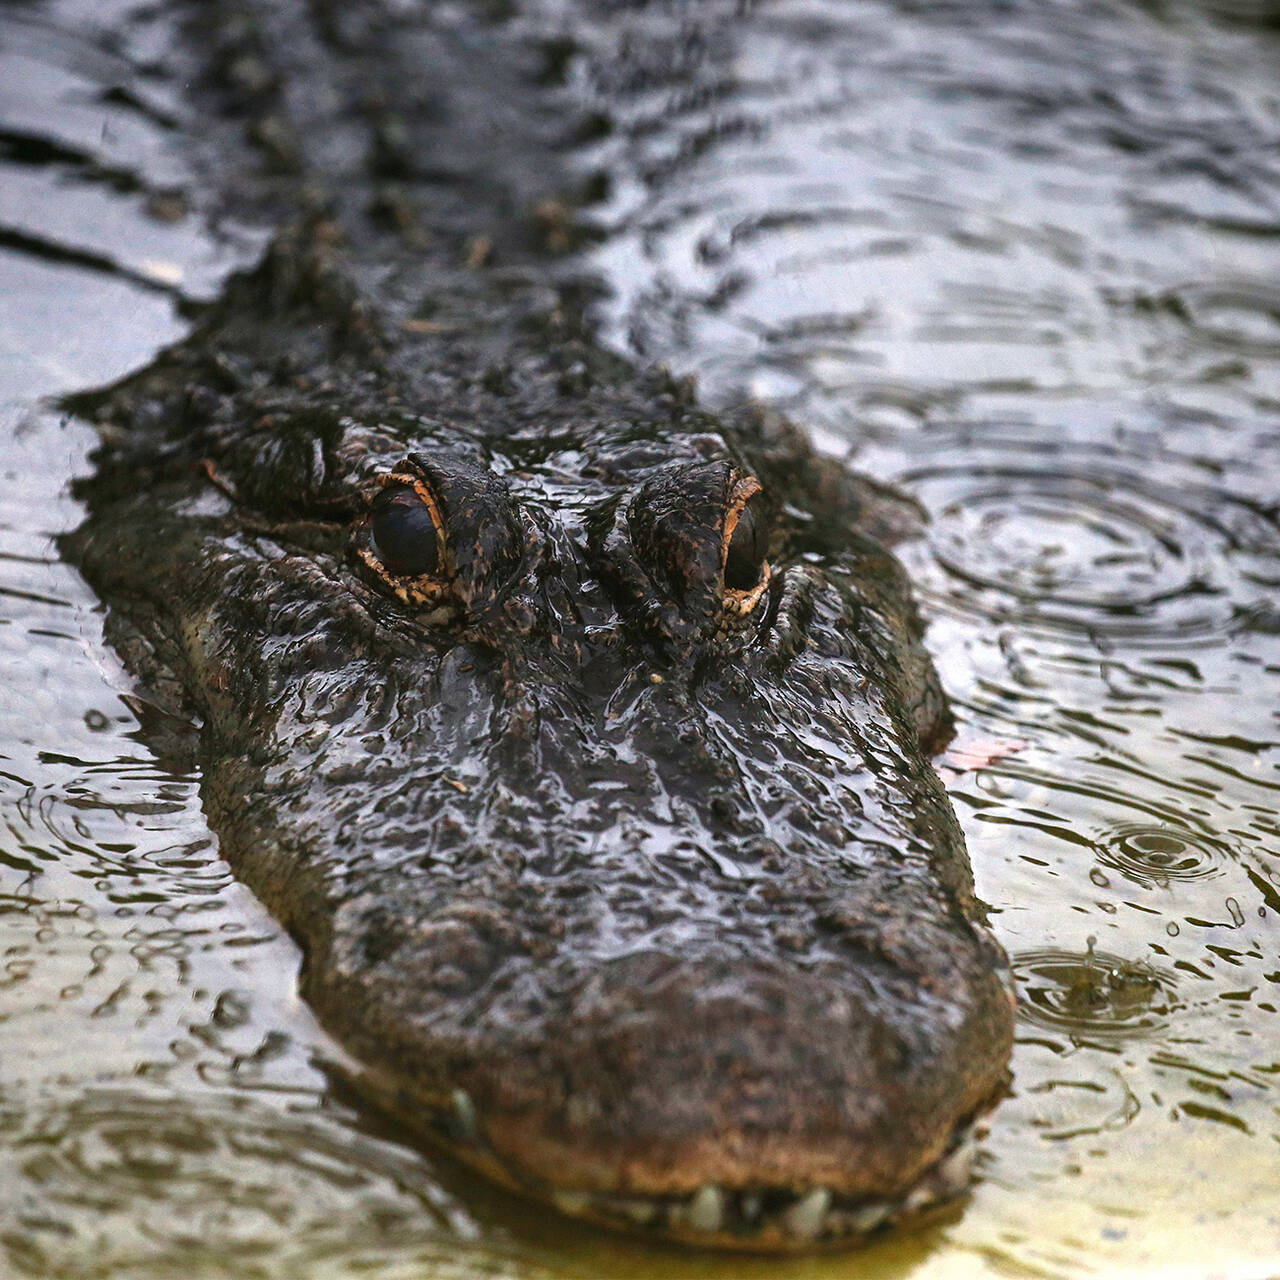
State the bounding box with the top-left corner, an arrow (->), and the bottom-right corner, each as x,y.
2,0 -> 1280,1276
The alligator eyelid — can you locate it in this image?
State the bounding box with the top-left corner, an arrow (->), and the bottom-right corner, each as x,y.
722,475 -> 762,547
352,462 -> 540,625
723,567 -> 772,622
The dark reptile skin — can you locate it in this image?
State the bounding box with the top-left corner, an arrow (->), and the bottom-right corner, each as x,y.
63,0 -> 1014,1249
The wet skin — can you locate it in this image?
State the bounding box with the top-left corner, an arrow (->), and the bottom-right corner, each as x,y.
63,0 -> 1014,1252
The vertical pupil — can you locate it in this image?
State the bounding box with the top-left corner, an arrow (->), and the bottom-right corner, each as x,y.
371,488 -> 440,576
724,503 -> 765,590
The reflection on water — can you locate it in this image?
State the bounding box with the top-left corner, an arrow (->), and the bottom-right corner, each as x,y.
2,0 -> 1280,1276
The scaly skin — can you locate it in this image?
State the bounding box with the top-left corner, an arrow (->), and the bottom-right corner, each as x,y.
63,0 -> 1014,1251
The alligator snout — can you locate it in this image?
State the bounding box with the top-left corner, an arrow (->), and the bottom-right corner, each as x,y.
315,874 -> 1012,1250
258,549 -> 1016,1251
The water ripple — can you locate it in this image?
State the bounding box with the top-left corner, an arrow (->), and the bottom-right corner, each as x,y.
1014,946 -> 1178,1042
1175,280 -> 1280,358
898,435 -> 1280,643
0,1089 -> 563,1280
1099,821 -> 1231,888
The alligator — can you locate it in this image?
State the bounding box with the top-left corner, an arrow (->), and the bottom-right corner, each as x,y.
62,0 -> 1015,1251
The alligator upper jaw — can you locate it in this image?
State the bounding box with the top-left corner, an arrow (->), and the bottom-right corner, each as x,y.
344,1063 -> 999,1253
476,1118 -> 993,1252
321,946 -> 1015,1253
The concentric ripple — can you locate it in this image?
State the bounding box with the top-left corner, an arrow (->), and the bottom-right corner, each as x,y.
1175,282 -> 1280,358
1098,822 -> 1230,889
0,1089 -> 528,1280
893,432 -> 1280,644
1014,947 -> 1178,1042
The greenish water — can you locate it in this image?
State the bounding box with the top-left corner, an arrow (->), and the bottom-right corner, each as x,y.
1,0 -> 1278,1277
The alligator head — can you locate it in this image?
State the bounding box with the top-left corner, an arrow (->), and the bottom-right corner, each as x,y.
65,232 -> 1014,1251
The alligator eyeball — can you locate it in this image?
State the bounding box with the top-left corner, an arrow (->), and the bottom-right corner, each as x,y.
724,500 -> 767,590
371,486 -> 441,577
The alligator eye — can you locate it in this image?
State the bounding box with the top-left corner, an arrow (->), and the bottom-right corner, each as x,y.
618,460 -> 771,636
355,456 -> 529,617
724,500 -> 767,590
370,486 -> 442,577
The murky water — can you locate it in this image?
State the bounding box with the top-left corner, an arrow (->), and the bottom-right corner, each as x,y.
2,0 -> 1279,1276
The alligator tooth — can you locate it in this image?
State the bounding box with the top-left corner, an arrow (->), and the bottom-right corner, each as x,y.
847,1200 -> 891,1233
902,1182 -> 937,1215
553,1189 -> 591,1216
687,1184 -> 724,1234
619,1198 -> 658,1226
936,1138 -> 977,1193
783,1187 -> 831,1241
739,1192 -> 763,1225
449,1088 -> 478,1143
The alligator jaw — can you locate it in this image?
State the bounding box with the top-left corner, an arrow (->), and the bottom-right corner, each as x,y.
532,1125 -> 988,1251
340,1060 -> 1006,1252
